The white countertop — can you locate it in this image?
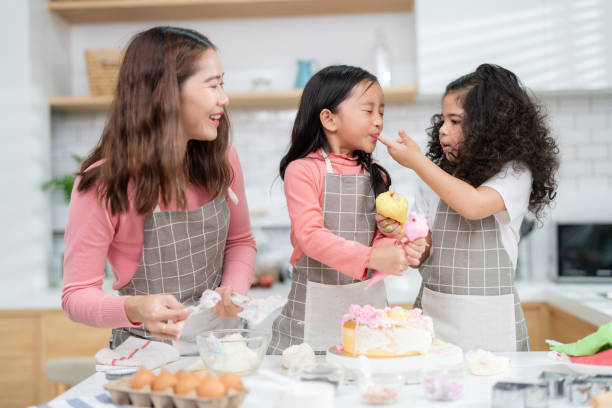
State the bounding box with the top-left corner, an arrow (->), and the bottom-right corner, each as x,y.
46,353 -> 590,408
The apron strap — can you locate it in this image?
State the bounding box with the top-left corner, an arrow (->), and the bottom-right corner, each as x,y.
320,150 -> 334,174
227,187 -> 239,205
321,149 -> 371,177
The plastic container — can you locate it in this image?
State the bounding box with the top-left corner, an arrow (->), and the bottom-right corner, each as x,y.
421,361 -> 465,401
103,376 -> 248,408
196,329 -> 268,376
359,373 -> 404,405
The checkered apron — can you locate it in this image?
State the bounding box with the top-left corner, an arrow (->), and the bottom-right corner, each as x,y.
111,194 -> 235,348
414,200 -> 529,352
267,152 -> 387,355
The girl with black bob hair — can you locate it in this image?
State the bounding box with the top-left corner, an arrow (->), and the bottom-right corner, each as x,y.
378,64 -> 559,352
269,65 -> 413,354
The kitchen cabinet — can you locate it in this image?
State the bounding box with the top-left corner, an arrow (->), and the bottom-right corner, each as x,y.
522,302 -> 597,351
0,310 -> 110,408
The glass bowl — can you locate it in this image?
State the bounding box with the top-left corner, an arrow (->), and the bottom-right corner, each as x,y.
421,362 -> 465,401
195,329 -> 269,376
359,373 -> 404,405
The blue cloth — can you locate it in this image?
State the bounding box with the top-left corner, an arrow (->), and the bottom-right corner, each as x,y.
33,393 -> 131,408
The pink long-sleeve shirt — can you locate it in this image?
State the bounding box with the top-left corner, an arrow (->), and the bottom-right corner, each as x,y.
284,149 -> 394,280
62,145 -> 256,329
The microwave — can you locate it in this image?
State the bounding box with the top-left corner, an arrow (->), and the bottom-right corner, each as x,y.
556,223 -> 612,281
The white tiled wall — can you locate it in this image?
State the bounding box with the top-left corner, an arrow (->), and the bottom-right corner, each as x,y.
50,90 -> 612,285
0,0 -> 70,294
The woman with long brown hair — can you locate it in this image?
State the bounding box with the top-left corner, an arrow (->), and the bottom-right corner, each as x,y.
62,26 -> 256,348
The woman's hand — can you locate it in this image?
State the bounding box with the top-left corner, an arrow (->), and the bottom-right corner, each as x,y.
124,294 -> 192,341
212,286 -> 243,318
377,129 -> 423,169
368,244 -> 409,276
400,237 -> 429,267
375,214 -> 402,238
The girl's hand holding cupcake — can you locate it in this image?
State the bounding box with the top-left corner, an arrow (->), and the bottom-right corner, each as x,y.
374,216 -> 427,267
375,214 -> 402,238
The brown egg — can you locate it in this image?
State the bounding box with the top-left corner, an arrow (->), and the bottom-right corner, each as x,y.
219,372 -> 243,391
195,370 -> 209,381
131,367 -> 156,389
152,370 -> 178,392
174,372 -> 201,395
197,376 -> 227,398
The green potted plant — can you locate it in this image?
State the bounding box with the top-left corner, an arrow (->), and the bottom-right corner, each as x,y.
42,154 -> 83,202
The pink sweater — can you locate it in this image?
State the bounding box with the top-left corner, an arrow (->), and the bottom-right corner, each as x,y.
62,146 -> 256,329
284,150 -> 394,280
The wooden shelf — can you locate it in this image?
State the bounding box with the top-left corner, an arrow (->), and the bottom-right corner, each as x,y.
49,95 -> 112,112
49,86 -> 418,112
47,0 -> 414,24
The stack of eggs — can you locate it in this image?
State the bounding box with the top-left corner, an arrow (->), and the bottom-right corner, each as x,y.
104,367 -> 248,408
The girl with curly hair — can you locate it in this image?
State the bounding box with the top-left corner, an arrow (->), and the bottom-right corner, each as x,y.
377,64 -> 559,352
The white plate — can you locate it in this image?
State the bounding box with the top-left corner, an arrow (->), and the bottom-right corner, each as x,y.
326,341 -> 463,378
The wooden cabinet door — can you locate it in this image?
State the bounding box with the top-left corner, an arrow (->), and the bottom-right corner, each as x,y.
522,302 -> 551,351
548,305 -> 598,345
0,314 -> 40,408
0,310 -> 111,406
40,310 -> 111,401
522,302 -> 598,351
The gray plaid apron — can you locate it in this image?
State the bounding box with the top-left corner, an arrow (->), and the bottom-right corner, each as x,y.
414,200 -> 529,352
112,194 -> 238,348
267,151 -> 387,355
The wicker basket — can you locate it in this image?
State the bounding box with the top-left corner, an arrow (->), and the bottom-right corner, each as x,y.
85,48 -> 122,96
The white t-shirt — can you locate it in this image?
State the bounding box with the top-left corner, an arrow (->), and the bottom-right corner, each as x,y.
412,161 -> 532,269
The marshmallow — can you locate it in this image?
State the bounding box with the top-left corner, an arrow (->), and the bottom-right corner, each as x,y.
281,343 -> 316,370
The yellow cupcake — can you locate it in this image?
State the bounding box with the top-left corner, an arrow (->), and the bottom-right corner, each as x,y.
375,191 -> 408,225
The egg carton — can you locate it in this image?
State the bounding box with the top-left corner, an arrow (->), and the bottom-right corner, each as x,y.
103,377 -> 248,408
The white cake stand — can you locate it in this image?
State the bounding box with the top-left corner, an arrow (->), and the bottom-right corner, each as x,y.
325,340 -> 463,383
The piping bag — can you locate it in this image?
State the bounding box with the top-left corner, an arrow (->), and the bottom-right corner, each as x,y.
193,289 -> 287,325
365,211 -> 429,289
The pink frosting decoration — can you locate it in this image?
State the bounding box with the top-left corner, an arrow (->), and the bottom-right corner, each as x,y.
343,304 -> 433,336
404,211 -> 429,242
342,304 -> 384,327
